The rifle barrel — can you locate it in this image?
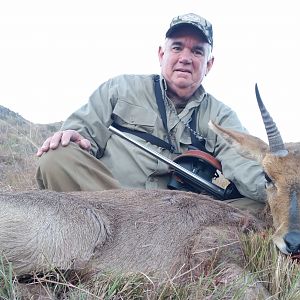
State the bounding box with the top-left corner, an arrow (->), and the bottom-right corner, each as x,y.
109,125 -> 225,199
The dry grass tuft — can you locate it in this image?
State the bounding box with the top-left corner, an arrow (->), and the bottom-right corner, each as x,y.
241,229 -> 300,299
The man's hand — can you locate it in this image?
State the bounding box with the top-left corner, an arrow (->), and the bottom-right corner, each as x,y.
36,130 -> 91,157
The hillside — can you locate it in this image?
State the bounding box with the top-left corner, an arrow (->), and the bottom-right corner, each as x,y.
0,105 -> 62,191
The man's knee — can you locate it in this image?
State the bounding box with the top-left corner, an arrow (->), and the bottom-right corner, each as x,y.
36,143 -> 84,190
37,144 -> 75,175
36,143 -> 121,191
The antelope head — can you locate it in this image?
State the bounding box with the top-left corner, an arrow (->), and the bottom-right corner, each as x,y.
209,85 -> 300,255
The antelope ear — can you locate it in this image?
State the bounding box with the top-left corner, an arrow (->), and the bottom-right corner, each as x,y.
208,120 -> 269,163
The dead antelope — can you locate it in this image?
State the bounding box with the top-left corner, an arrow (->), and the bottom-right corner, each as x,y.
210,84 -> 300,255
0,189 -> 258,280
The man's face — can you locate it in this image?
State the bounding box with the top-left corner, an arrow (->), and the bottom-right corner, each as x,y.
158,27 -> 214,101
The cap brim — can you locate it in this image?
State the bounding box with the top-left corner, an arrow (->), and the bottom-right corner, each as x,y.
165,23 -> 209,43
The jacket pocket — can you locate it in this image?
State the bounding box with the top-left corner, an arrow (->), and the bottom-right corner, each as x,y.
112,99 -> 157,132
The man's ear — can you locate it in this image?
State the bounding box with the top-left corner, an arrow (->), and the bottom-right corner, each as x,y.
158,46 -> 164,66
205,56 -> 214,76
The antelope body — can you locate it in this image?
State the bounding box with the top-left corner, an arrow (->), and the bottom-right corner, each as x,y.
0,189 -> 256,279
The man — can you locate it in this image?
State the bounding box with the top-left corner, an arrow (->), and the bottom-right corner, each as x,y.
36,13 -> 266,210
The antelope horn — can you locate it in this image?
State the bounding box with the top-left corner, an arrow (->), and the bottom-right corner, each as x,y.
255,84 -> 288,156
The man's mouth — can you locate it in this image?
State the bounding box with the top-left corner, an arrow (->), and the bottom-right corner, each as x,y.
175,69 -> 192,74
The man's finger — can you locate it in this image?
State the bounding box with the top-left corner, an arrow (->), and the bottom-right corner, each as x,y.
36,147 -> 45,157
61,130 -> 74,146
79,139 -> 91,151
36,137 -> 51,156
41,137 -> 51,150
49,131 -> 63,149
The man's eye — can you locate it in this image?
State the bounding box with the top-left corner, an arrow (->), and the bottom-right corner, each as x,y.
172,46 -> 181,52
193,49 -> 204,56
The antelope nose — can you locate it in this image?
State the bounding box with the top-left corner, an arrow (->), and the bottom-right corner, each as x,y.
284,231 -> 300,254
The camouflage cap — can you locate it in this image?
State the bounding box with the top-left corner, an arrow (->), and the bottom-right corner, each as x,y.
166,13 -> 213,47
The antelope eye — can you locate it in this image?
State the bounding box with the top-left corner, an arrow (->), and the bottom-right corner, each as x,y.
264,172 -> 274,188
264,172 -> 272,183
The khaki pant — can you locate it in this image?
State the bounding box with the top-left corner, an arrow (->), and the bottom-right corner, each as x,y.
36,143 -> 265,214
36,143 -> 121,192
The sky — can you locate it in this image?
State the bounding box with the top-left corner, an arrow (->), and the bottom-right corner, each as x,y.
0,0 -> 299,143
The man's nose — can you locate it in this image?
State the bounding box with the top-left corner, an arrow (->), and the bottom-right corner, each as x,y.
178,49 -> 193,64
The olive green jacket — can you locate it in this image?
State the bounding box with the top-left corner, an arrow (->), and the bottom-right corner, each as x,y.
61,74 -> 266,201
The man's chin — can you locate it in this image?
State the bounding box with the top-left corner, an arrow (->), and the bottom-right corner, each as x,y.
168,83 -> 199,99
174,80 -> 194,90
172,77 -> 192,87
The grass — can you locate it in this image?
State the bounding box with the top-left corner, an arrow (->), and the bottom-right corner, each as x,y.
241,230 -> 300,299
0,257 -> 18,300
3,231 -> 300,299
0,260 -> 264,299
2,238 -> 299,299
1,111 -> 300,299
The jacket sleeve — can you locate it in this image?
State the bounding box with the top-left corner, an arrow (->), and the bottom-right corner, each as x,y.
203,99 -> 266,202
61,78 -> 117,158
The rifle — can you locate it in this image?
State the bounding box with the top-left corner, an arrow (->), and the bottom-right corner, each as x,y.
109,125 -> 242,200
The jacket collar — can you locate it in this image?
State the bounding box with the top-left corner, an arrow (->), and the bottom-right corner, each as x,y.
159,74 -> 207,110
